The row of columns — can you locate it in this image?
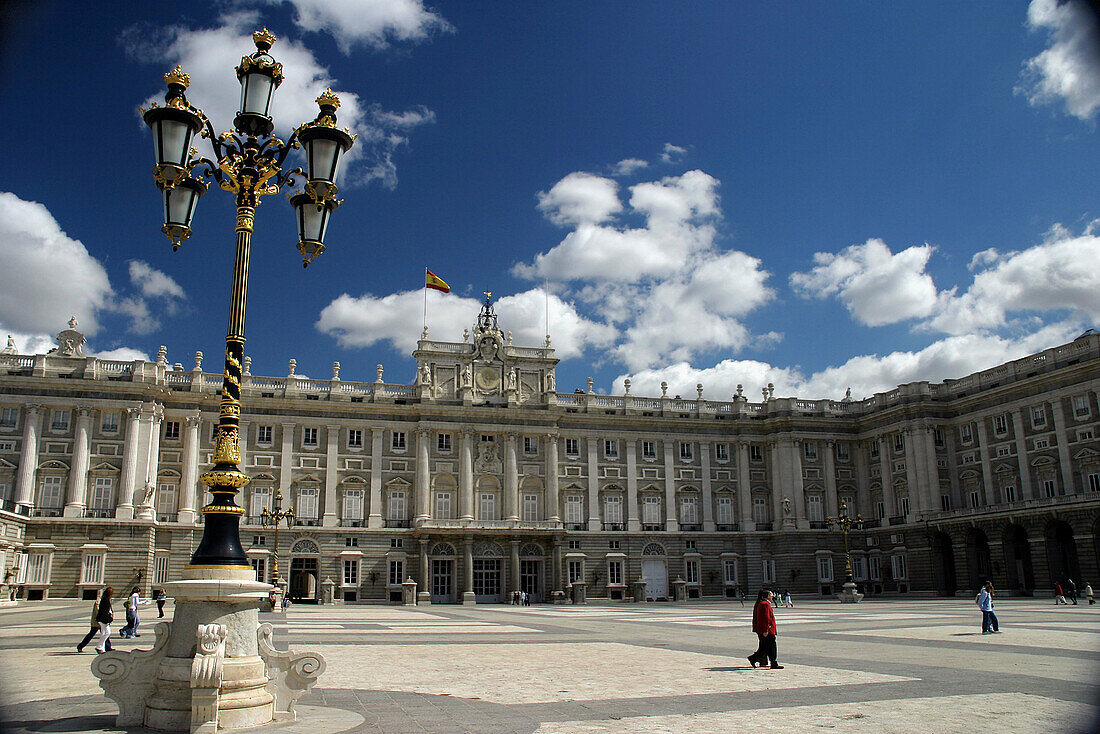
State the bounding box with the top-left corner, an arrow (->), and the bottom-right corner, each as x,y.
415,535 -> 567,602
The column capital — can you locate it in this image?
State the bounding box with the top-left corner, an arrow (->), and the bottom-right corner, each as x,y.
25,403 -> 42,415
186,413 -> 204,427
416,427 -> 432,439
281,421 -> 297,428
546,430 -> 560,440
506,431 -> 518,442
826,438 -> 836,446
76,406 -> 94,418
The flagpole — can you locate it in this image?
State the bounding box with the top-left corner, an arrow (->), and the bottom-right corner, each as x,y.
423,268 -> 428,335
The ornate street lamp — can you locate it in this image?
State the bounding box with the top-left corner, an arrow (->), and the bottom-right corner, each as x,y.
825,502 -> 865,603
140,28 -> 355,570
260,488 -> 294,589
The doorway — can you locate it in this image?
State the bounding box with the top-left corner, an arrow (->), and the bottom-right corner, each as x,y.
289,557 -> 318,603
520,559 -> 543,602
431,559 -> 454,604
473,559 -> 502,603
642,559 -> 668,600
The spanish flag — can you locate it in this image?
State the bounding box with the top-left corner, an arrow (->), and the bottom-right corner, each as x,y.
425,268 -> 450,293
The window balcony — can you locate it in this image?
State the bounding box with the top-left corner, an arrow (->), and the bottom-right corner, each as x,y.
716,523 -> 738,532
341,519 -> 364,527
601,522 -> 624,531
32,508 -> 62,517
755,522 -> 773,531
86,509 -> 113,519
294,518 -> 320,527
679,523 -> 702,532
809,521 -> 828,529
384,519 -> 411,528
565,522 -> 587,531
861,518 -> 881,528
641,523 -> 664,532
888,515 -> 907,526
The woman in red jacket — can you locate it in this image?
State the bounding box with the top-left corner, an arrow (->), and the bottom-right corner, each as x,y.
748,589 -> 783,669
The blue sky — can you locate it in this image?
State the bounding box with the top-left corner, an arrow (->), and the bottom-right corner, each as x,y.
1,1 -> 1099,399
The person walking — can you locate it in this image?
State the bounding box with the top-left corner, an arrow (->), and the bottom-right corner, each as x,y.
748,589 -> 783,669
77,595 -> 111,653
784,590 -> 793,608
1067,579 -> 1078,605
94,587 -> 114,654
154,588 -> 167,618
1086,583 -> 1094,605
977,581 -> 999,634
1054,582 -> 1068,605
737,585 -> 746,607
120,586 -> 147,638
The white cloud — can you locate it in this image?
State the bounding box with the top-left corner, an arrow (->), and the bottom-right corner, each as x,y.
660,143 -> 687,164
0,328 -> 56,356
315,288 -> 612,361
129,260 -> 186,300
257,0 -> 451,53
790,238 -> 938,327
94,347 -> 150,362
1019,0 -> 1100,120
610,158 -> 648,176
0,192 -> 113,336
536,172 -> 622,226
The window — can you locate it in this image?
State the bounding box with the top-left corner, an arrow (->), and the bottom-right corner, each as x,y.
39,476 -> 63,509
680,496 -> 698,524
568,540 -> 581,550
1078,429 -> 1095,441
81,552 -> 105,585
389,559 -> 404,586
390,538 -> 403,549
1042,479 -> 1056,498
480,434 -> 494,443
893,434 -> 904,452
249,486 -> 270,519
388,491 -> 405,521
807,495 -> 823,523
685,559 -> 699,584
27,552 -> 51,585
761,559 -> 775,584
1032,406 -> 1047,428
1003,485 -> 1017,503
960,425 -> 973,444
715,443 -> 729,461
434,491 -> 452,520
523,436 -> 538,455
565,495 -> 583,524
608,559 -> 623,586
752,497 -> 767,524
437,433 -> 451,452
157,483 -> 178,515
969,490 -> 981,508
993,415 -> 1008,435
565,438 -> 579,457
1072,395 -> 1090,418
303,427 -> 318,447
1086,472 -> 1099,492
154,553 -> 170,585
51,410 -> 70,431
851,555 -> 867,581
164,421 -> 180,440
603,495 -> 622,524
0,407 -> 17,428
343,489 -> 363,520
345,537 -> 358,547
604,440 -> 618,458
100,412 -> 118,433
870,440 -> 880,458
896,495 -> 910,516
91,477 -> 114,511
869,555 -> 882,581
934,429 -> 945,447
391,431 -> 406,450
804,442 -> 817,460
875,501 -> 885,519
941,495 -> 952,511
347,429 -> 363,449
642,495 -> 661,525
997,446 -> 1011,457
685,539 -> 697,550
523,493 -> 539,521
817,556 -> 834,582
749,445 -> 763,462
724,560 -> 738,584
478,493 -> 496,521
891,554 -> 908,580
250,557 -> 267,583
642,441 -> 656,459
1034,438 -> 1050,450
253,535 -> 267,546
716,496 -> 733,525
568,559 -> 584,584
609,540 -> 620,549
679,442 -> 693,461
343,559 -> 359,586
297,488 -> 319,519
836,443 -> 850,461
257,425 -> 273,444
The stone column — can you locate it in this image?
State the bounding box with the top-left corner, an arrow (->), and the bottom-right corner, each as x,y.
737,441 -> 754,531
586,437 -> 600,531
504,432 -> 519,522
1050,400 -> 1077,494
625,439 -> 639,531
700,440 -> 714,531
323,425 -> 339,527
368,428 -> 383,528
178,412 -> 202,523
663,439 -> 677,531
415,428 -> 430,522
116,406 -> 143,519
922,427 -> 942,511
768,440 -> 783,526
279,423 -> 295,501
1012,410 -> 1033,500
136,404 -> 163,520
546,431 -> 560,522
552,537 -> 563,594
878,438 -> 896,519
945,428 -> 962,510
854,440 -> 872,518
64,408 -> 92,517
823,439 -> 839,520
975,421 -> 995,504
463,537 -> 475,605
510,539 -> 521,595
459,429 -> 475,521
13,404 -> 42,513
788,438 -> 807,529
903,429 -> 922,517
418,538 -> 430,600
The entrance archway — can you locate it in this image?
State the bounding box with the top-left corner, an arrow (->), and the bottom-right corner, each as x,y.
429,542 -> 456,604
519,543 -> 545,602
930,531 -> 957,597
288,539 -> 320,603
1044,520 -> 1081,588
1003,524 -> 1034,593
641,543 -> 668,600
964,527 -> 991,592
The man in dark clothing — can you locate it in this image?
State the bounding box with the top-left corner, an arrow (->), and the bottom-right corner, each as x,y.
1067,579 -> 1078,605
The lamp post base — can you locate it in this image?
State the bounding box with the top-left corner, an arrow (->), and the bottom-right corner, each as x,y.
836,580 -> 864,604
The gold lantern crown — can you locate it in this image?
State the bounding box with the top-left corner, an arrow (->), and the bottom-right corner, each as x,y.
164,65 -> 190,88
253,27 -> 277,51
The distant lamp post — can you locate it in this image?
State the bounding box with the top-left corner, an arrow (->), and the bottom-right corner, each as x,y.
140,28 -> 355,571
825,503 -> 865,603
260,488 -> 294,589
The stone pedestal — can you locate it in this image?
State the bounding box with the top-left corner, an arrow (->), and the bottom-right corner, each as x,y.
837,581 -> 864,603
672,577 -> 687,601
551,590 -> 566,604
632,580 -> 648,603
461,591 -> 476,605
401,578 -> 418,606
570,581 -> 587,605
92,566 -> 324,731
418,590 -> 431,605
320,578 -> 335,605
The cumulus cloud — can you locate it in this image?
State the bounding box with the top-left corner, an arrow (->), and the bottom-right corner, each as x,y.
660,143 -> 687,164
316,288 -> 613,360
94,347 -> 151,362
0,192 -> 113,335
609,158 -> 648,177
536,172 -> 622,226
130,260 -> 186,300
256,0 -> 451,53
1018,0 -> 1100,120
790,238 -> 939,327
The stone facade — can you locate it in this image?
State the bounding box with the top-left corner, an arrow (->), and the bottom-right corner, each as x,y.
1,307 -> 1098,602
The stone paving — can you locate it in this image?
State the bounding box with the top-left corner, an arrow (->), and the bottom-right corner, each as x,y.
0,597 -> 1098,733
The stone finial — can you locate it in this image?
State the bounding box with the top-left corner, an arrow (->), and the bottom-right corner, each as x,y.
463,328 -> 470,343
69,316 -> 78,330
193,351 -> 203,372
376,364 -> 384,383
545,334 -> 552,348
736,383 -> 743,397
768,383 -> 775,399
421,325 -> 429,340
660,381 -> 668,397
243,356 -> 252,375
332,361 -> 341,381
288,358 -> 297,377
156,345 -> 168,366
507,330 -> 513,346
173,363 -> 184,371
586,376 -> 594,394
697,383 -> 703,400
623,378 -> 631,396
762,386 -> 769,401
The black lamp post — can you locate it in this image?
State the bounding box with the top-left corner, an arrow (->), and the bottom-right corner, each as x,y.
825,503 -> 865,585
141,28 -> 355,569
260,488 -> 294,587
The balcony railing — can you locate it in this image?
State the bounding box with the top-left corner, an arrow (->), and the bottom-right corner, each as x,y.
641,523 -> 664,532
809,521 -> 828,529
716,523 -> 738,532
862,518 -> 881,528
679,523 -> 702,532
565,523 -> 587,531
602,522 -> 624,531
341,519 -> 365,527
32,508 -> 62,517
888,515 -> 907,526
86,508 -> 113,519
293,518 -> 320,527
755,522 -> 774,531
384,519 -> 411,528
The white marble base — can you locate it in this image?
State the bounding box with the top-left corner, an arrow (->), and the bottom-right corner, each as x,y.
837,582 -> 864,603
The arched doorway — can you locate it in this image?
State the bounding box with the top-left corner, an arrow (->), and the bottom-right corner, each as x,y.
472,542 -> 504,603
641,543 -> 668,600
519,543 -> 545,602
930,531 -> 957,597
965,527 -> 992,592
1044,520 -> 1081,589
1003,524 -> 1035,594
289,538 -> 320,603
429,542 -> 456,604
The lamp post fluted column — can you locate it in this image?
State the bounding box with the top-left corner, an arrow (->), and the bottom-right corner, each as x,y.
826,503 -> 865,603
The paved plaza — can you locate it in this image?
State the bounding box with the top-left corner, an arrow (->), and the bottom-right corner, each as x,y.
0,597 -> 1097,733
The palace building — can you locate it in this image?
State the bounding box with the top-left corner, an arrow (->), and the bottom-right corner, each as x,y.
0,299 -> 1098,604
